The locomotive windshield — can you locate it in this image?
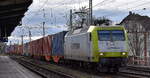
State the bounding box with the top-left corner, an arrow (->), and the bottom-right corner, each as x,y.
98,31 -> 111,41
98,30 -> 125,41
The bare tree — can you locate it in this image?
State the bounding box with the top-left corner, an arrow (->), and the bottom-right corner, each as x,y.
71,7 -> 89,29
124,21 -> 146,56
93,17 -> 112,26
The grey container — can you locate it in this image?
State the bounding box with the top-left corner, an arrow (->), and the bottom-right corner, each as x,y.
23,43 -> 29,56
52,31 -> 67,56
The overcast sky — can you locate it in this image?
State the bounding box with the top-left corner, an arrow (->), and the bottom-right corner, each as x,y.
8,0 -> 150,44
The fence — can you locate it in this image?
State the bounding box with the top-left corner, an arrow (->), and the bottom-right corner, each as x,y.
128,56 -> 150,66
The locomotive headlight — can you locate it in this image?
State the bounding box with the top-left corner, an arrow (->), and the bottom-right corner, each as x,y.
122,52 -> 126,55
100,53 -> 104,56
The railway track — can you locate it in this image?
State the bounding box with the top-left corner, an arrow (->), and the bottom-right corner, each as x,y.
118,66 -> 150,78
11,56 -> 74,78
10,56 -> 150,78
118,72 -> 149,78
10,56 -> 105,78
126,65 -> 150,73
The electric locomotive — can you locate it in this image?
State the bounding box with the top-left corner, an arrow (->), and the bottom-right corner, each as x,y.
6,25 -> 128,72
64,26 -> 128,72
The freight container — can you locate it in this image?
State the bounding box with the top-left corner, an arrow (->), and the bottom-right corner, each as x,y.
43,35 -> 52,61
29,39 -> 42,59
18,45 -> 23,55
29,41 -> 34,56
5,46 -> 12,54
23,43 -> 29,56
52,31 -> 67,62
34,39 -> 41,57
38,38 -> 43,56
35,40 -> 38,56
12,45 -> 16,54
30,41 -> 34,56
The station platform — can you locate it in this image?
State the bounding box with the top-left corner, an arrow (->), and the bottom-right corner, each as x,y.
0,56 -> 42,78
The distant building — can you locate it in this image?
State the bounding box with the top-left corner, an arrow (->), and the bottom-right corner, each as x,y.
120,11 -> 150,32
120,12 -> 150,57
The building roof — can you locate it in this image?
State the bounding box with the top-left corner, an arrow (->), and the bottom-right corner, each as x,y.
120,12 -> 150,31
0,0 -> 32,38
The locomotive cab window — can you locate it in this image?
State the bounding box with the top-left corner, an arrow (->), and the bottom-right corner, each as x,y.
112,30 -> 125,41
98,30 -> 111,41
98,30 -> 125,41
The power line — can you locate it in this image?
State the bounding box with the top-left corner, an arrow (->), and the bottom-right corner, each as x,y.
127,1 -> 150,11
50,0 -> 71,8
92,0 -> 147,17
94,0 -> 144,9
25,0 -> 150,28
25,0 -> 74,26
113,0 -> 144,9
25,0 -> 49,24
102,1 -> 150,17
93,0 -> 111,8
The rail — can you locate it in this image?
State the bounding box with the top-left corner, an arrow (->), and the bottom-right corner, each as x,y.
119,66 -> 150,78
10,55 -> 150,78
11,57 -> 73,78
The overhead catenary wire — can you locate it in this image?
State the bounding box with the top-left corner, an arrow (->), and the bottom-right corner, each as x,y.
127,1 -> 150,11
25,0 -> 74,26
26,0 -> 113,26
23,0 -> 150,34
11,0 -> 150,44
93,0 -> 144,9
93,0 -> 112,8
23,0 -> 150,25
101,1 -> 150,17
90,0 -> 148,18
25,0 -> 49,24
25,0 -> 70,25
22,0 -> 150,28
113,0 -> 145,9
